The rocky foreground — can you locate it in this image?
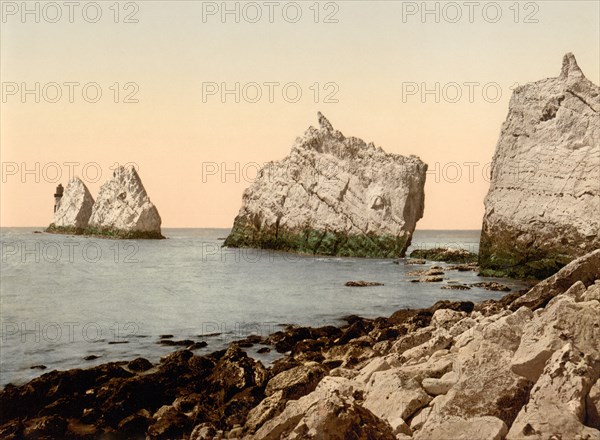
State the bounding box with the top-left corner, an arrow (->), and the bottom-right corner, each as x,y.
225,113 -> 427,258
480,53 -> 600,279
1,250 -> 598,439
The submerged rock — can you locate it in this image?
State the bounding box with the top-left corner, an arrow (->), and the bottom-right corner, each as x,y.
47,177 -> 94,232
345,281 -> 384,287
471,281 -> 511,292
411,276 -> 443,283
480,53 -> 600,279
88,166 -> 163,239
224,113 -> 427,258
410,248 -> 477,263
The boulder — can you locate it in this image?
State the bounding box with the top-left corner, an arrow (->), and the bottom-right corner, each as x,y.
265,362 -> 326,400
147,405 -> 191,439
511,295 -> 600,382
479,53 -> 600,279
362,368 -> 432,425
414,416 -> 508,440
421,371 -> 458,396
190,423 -> 223,440
507,344 -> 600,439
431,309 -> 466,330
88,166 -> 163,238
355,356 -> 396,384
588,379 -> 600,429
430,307 -> 534,427
409,406 -> 431,432
254,376 -> 395,440
244,391 -> 286,434
224,112 -> 427,258
583,280 -> 600,302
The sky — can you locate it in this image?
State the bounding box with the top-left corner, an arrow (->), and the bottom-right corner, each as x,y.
1,0 -> 599,229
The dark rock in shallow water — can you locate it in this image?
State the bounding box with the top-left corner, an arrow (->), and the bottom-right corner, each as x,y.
266,326 -> 312,353
407,267 -> 445,276
83,355 -> 99,361
405,258 -> 426,265
431,300 -> 475,314
197,332 -> 221,338
30,365 -> 47,370
410,247 -> 478,263
337,319 -> 374,345
447,262 -> 479,271
159,339 -> 194,347
442,284 -> 471,290
128,357 -> 153,372
472,281 -> 511,292
345,280 -> 384,287
257,347 -> 271,354
234,340 -> 255,348
411,276 -> 444,283
188,341 -> 208,350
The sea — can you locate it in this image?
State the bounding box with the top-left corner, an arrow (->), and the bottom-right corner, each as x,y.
0,228 -> 529,387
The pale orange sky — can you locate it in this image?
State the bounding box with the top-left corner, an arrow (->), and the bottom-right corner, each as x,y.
1,1 -> 599,229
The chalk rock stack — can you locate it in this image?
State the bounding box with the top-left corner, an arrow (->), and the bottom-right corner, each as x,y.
52,177 -> 95,231
47,166 -> 163,239
88,167 -> 162,238
480,53 -> 600,279
225,113 -> 428,258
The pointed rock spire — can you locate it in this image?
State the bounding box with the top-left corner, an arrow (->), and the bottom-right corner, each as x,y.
89,166 -> 162,235
317,112 -> 334,131
559,52 -> 583,79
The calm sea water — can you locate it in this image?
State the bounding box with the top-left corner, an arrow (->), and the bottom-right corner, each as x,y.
0,228 -> 527,387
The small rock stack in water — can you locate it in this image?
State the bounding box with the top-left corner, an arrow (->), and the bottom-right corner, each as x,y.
47,166 -> 163,239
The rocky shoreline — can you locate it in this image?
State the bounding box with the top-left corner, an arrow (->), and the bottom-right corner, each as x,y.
2,250 -> 598,440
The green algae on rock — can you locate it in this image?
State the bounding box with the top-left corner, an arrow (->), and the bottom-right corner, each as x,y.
409,248 -> 478,264
479,53 -> 600,279
45,224 -> 165,240
224,113 -> 428,258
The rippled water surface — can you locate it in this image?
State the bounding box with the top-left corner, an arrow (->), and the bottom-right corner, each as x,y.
0,228 -> 528,386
